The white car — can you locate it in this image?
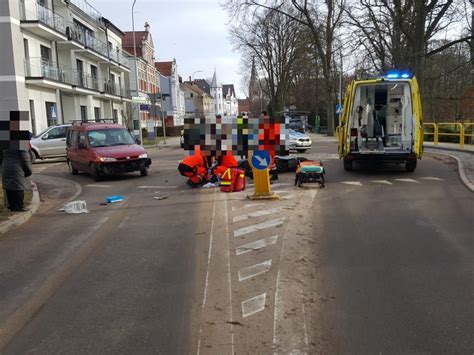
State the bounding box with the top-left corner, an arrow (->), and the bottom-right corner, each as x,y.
30,124 -> 71,162
289,129 -> 312,153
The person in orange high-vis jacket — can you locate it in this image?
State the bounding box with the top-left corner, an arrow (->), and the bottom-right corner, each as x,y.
178,153 -> 211,187
258,111 -> 279,181
212,153 -> 238,179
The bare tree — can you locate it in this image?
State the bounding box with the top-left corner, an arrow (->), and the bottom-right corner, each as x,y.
226,0 -> 345,135
229,6 -> 304,116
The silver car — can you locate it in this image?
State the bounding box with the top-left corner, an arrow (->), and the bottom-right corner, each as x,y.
30,124 -> 71,162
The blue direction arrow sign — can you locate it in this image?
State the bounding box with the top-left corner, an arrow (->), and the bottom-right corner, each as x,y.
335,104 -> 343,115
251,150 -> 271,170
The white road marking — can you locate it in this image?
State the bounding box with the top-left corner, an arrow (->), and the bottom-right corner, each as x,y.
232,202 -> 265,211
233,207 -> 285,223
224,195 -> 235,354
85,184 -> 112,188
196,189 -> 217,355
234,218 -> 285,238
272,189 -> 291,194
395,178 -> 420,183
242,293 -> 267,318
138,185 -> 178,189
282,194 -> 295,200
238,260 -> 272,281
341,181 -> 363,186
370,180 -> 393,185
236,235 -> 279,256
420,177 -> 444,181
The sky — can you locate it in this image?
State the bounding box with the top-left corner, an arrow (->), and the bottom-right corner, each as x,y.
92,0 -> 245,98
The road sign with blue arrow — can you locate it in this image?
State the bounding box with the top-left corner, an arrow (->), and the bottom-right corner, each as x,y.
251,150 -> 271,170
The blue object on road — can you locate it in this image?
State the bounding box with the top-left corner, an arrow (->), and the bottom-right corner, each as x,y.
251,150 -> 271,170
106,195 -> 124,203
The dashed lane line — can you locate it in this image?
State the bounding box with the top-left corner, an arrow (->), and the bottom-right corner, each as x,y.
236,235 -> 279,256
138,185 -> 178,189
233,207 -> 286,223
395,178 -> 420,183
370,180 -> 393,185
238,260 -> 272,282
340,181 -> 363,186
420,177 -> 445,181
85,184 -> 112,188
242,293 -> 267,318
234,218 -> 285,238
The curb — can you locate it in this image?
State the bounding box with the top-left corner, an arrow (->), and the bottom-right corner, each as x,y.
423,144 -> 474,155
0,181 -> 41,234
425,150 -> 474,192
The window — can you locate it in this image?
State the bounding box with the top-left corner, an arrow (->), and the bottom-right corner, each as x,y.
76,59 -> 84,86
23,39 -> 29,59
80,105 -> 87,121
45,126 -> 67,139
90,65 -> 98,90
40,45 -> 51,62
94,107 -> 101,122
113,109 -> 118,121
45,102 -> 57,126
190,93 -> 194,98
78,132 -> 86,147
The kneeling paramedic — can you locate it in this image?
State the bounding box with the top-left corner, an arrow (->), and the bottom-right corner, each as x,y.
178,154 -> 212,188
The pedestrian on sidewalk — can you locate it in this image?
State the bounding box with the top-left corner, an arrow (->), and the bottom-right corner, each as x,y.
1,116 -> 33,212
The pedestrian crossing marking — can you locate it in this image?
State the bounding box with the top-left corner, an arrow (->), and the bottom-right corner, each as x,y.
233,208 -> 285,223
236,235 -> 278,256
238,260 -> 272,281
242,293 -> 267,318
234,218 -> 285,237
420,177 -> 444,181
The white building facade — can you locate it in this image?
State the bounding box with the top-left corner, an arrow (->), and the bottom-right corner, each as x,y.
156,59 -> 184,127
1,0 -> 131,135
222,84 -> 238,116
210,70 -> 223,116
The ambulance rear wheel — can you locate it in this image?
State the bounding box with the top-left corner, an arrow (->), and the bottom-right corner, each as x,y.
405,160 -> 417,172
343,158 -> 353,171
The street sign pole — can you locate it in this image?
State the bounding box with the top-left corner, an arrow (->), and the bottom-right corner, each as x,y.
247,150 -> 279,200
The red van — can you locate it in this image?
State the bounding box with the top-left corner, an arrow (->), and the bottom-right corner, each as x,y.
66,121 -> 151,181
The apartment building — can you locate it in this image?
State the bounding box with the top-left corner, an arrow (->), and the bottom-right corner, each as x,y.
182,82 -> 215,120
1,0 -> 131,135
155,60 -> 185,128
122,22 -> 161,136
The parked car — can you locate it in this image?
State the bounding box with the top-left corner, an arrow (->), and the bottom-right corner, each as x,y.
29,124 -> 71,162
66,121 -> 151,181
289,129 -> 312,153
180,129 -> 184,148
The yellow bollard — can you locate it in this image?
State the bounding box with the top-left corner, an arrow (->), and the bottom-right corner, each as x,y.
247,152 -> 280,200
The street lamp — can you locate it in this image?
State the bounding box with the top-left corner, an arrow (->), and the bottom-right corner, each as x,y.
192,70 -> 203,81
131,0 -> 142,142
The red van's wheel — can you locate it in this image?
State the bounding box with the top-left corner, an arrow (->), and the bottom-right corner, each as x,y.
140,168 -> 148,177
90,163 -> 102,181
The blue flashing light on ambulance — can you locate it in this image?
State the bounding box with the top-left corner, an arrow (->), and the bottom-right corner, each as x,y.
337,71 -> 423,172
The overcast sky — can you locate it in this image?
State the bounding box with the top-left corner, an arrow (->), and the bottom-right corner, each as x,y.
92,0 -> 245,98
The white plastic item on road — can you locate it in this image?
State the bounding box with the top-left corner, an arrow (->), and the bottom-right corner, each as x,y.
58,200 -> 89,214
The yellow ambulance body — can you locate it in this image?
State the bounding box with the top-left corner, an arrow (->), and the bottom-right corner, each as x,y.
338,73 -> 423,172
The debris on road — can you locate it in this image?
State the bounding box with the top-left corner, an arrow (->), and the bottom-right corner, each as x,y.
58,200 -> 89,214
154,196 -> 168,200
105,195 -> 124,203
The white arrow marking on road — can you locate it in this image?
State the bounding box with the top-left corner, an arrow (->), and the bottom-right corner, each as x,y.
236,235 -> 278,256
370,180 -> 393,185
242,293 -> 267,318
255,155 -> 268,167
341,181 -> 363,186
238,260 -> 272,281
234,218 -> 285,237
420,177 -> 444,181
395,178 -> 420,183
233,208 -> 285,223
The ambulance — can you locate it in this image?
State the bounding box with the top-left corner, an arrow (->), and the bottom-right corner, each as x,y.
337,71 -> 423,172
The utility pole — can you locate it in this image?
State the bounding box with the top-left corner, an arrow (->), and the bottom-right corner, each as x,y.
131,0 -> 142,143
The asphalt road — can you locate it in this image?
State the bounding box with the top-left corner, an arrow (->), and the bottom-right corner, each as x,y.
1,136 -> 472,353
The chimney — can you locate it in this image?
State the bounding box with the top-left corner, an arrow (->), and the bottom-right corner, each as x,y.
189,76 -> 192,82
144,22 -> 150,32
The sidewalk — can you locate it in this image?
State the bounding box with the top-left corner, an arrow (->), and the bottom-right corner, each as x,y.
143,136 -> 180,149
424,142 -> 474,192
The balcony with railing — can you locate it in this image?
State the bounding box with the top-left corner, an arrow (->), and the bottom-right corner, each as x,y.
24,57 -> 71,86
20,1 -> 67,40
102,79 -> 131,98
68,0 -> 102,23
108,49 -> 131,69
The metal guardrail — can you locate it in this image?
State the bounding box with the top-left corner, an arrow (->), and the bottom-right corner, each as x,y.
423,122 -> 473,149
